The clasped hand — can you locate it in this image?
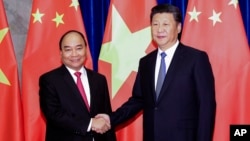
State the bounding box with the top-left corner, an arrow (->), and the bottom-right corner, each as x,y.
91,114 -> 110,134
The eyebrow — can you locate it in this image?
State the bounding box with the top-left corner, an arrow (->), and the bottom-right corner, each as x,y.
62,44 -> 83,48
62,46 -> 71,49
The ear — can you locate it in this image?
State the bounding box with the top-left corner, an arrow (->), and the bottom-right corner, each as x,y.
60,50 -> 63,56
177,23 -> 182,33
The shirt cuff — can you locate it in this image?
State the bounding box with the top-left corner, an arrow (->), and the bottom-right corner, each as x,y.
87,118 -> 92,132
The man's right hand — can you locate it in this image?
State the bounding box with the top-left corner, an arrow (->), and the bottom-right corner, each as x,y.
91,115 -> 110,134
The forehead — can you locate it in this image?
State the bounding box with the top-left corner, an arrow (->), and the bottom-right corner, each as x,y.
152,13 -> 175,20
62,32 -> 83,42
61,32 -> 85,49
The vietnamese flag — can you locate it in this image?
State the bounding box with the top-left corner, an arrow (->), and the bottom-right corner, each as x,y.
22,0 -> 92,141
181,0 -> 250,141
99,0 -> 156,140
0,0 -> 24,141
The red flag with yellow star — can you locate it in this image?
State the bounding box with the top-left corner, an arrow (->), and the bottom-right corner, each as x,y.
99,0 -> 156,140
0,0 -> 24,141
181,0 -> 250,140
22,0 -> 92,141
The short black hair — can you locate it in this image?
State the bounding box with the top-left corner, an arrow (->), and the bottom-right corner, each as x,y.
150,4 -> 182,23
59,30 -> 87,50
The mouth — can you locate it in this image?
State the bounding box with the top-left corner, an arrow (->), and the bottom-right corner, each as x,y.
70,58 -> 81,63
157,36 -> 166,40
157,35 -> 166,39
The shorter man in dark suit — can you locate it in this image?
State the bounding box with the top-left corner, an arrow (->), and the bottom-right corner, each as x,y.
39,30 -> 116,141
97,3 -> 216,141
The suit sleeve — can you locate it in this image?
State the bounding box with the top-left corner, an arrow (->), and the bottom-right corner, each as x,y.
101,76 -> 117,141
194,52 -> 216,141
110,61 -> 144,127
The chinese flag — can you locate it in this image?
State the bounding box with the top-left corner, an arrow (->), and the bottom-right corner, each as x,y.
22,0 -> 92,141
99,0 -> 156,140
181,0 -> 250,141
0,0 -> 24,141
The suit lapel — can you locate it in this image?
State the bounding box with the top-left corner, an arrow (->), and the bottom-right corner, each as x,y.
60,65 -> 89,112
85,68 -> 94,112
146,50 -> 159,103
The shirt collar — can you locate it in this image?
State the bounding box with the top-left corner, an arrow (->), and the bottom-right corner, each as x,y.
65,66 -> 86,76
158,40 -> 179,56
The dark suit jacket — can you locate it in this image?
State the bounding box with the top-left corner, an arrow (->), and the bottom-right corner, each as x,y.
111,43 -> 216,141
39,65 -> 116,141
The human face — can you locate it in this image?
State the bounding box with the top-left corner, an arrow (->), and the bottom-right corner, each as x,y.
60,32 -> 87,71
151,13 -> 181,51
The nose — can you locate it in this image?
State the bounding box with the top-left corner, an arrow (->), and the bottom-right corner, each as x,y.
158,25 -> 164,32
71,49 -> 78,56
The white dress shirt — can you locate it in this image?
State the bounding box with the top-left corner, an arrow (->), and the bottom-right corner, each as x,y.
67,66 -> 91,105
154,40 -> 179,90
66,66 -> 93,132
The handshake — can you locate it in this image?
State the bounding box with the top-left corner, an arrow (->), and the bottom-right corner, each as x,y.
91,114 -> 111,134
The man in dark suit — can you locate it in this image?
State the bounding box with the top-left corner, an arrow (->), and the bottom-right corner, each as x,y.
97,4 -> 216,141
39,30 -> 116,141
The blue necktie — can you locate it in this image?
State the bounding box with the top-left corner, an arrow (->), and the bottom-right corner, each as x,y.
156,52 -> 167,100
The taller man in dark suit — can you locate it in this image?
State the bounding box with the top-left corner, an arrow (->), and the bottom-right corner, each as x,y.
97,4 -> 216,141
39,30 -> 116,141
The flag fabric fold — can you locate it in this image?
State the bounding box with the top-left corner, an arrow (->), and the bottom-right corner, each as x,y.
0,0 -> 24,141
99,0 -> 157,140
181,0 -> 250,141
22,0 -> 92,141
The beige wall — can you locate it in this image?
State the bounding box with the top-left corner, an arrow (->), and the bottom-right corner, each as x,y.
3,0 -> 32,75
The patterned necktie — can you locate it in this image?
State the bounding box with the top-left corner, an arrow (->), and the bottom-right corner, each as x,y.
156,52 -> 167,100
74,72 -> 90,111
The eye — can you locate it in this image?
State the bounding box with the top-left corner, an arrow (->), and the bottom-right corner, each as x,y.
76,46 -> 83,50
163,23 -> 169,26
152,23 -> 158,26
64,48 -> 71,52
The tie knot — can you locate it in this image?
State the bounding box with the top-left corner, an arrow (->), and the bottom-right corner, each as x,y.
74,72 -> 81,77
160,52 -> 166,58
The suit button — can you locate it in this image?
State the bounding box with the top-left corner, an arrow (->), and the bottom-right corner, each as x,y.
154,107 -> 158,110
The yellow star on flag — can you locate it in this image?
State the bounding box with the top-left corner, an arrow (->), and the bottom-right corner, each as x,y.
208,10 -> 222,26
70,0 -> 79,11
32,8 -> 44,23
0,69 -> 10,86
0,28 -> 11,86
99,5 -> 152,97
188,6 -> 201,22
228,0 -> 238,9
52,12 -> 64,27
0,27 -> 8,43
